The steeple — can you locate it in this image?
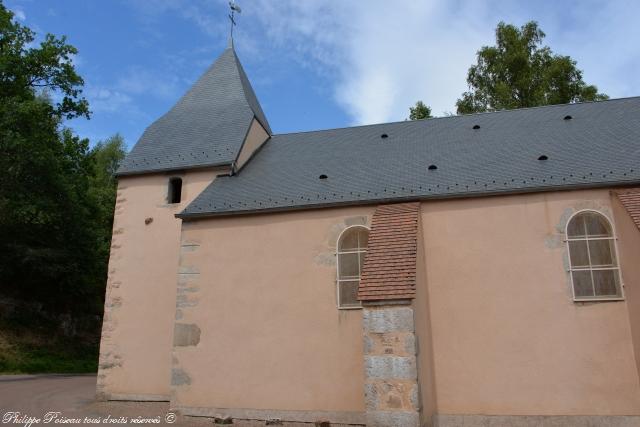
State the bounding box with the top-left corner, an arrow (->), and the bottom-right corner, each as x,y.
117,44 -> 271,175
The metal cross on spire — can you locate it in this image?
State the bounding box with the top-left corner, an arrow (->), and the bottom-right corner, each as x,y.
228,1 -> 242,42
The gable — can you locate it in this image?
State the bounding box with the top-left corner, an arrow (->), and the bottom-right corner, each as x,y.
234,119 -> 270,172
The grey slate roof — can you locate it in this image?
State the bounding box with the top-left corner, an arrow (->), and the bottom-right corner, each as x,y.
117,44 -> 271,175
179,97 -> 640,218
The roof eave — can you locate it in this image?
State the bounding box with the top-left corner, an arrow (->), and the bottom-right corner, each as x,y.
175,180 -> 640,221
115,161 -> 233,177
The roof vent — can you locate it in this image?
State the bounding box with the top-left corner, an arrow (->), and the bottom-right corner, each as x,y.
428,164 -> 438,171
472,124 -> 481,130
380,133 -> 389,139
563,115 -> 572,120
538,155 -> 549,161
319,174 -> 328,180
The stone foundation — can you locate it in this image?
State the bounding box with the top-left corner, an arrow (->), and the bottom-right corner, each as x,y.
362,305 -> 420,427
433,414 -> 640,427
95,188 -> 127,401
175,406 -> 365,425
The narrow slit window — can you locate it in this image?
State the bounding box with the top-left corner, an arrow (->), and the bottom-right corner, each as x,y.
336,226 -> 369,309
566,211 -> 622,300
168,177 -> 183,204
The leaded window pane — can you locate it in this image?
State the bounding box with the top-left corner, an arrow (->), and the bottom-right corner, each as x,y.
584,213 -> 612,238
572,270 -> 593,298
339,252 -> 360,278
593,270 -> 621,297
339,280 -> 360,307
340,230 -> 360,251
567,216 -> 586,238
568,240 -> 589,267
588,239 -> 616,267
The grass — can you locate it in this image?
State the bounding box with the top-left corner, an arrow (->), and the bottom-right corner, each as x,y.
0,318 -> 99,374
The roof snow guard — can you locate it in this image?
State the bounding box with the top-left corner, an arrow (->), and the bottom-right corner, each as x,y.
358,202 -> 420,302
179,97 -> 640,218
117,45 -> 271,176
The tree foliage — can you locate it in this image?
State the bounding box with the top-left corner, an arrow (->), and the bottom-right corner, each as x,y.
456,21 -> 608,114
409,101 -> 432,120
88,135 -> 126,273
0,4 -> 88,119
0,2 -> 124,315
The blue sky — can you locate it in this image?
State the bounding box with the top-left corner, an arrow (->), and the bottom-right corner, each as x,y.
5,0 -> 640,149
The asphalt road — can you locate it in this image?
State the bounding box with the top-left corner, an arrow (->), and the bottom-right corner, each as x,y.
0,375 -> 209,427
0,374 -> 96,416
0,375 -> 317,426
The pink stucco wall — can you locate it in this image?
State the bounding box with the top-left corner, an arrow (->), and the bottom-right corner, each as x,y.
97,168 -> 222,399
419,189 -> 640,415
612,194 -> 640,381
100,179 -> 640,418
172,207 -> 373,415
414,218 -> 438,425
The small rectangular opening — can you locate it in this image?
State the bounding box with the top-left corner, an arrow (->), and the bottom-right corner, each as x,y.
168,177 -> 182,204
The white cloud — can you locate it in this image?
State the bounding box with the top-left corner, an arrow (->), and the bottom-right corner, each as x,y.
248,1 -> 496,123
85,86 -> 135,114
127,0 -> 640,126
546,1 -> 640,99
116,66 -> 181,100
12,8 -> 26,21
128,0 -> 227,39
247,0 -> 640,125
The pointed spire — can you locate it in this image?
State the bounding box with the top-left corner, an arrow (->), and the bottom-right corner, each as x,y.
118,46 -> 271,175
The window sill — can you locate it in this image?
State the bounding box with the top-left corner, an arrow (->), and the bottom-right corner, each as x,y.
338,305 -> 363,310
573,297 -> 624,303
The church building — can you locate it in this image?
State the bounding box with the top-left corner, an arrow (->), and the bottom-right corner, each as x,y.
97,41 -> 640,426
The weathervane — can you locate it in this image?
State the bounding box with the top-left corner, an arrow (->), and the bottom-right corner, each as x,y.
228,1 -> 242,41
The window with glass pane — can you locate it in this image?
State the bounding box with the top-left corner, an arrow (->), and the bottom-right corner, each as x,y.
337,226 -> 369,308
566,212 -> 622,300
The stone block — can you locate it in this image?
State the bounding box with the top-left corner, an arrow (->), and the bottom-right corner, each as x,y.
365,356 -> 417,380
368,380 -> 417,411
364,382 -> 377,411
180,244 -> 199,253
363,307 -> 415,333
178,265 -> 199,274
178,273 -> 198,286
366,332 -> 414,356
171,368 -> 191,386
365,410 -> 419,427
173,323 -> 201,347
345,216 -> 368,226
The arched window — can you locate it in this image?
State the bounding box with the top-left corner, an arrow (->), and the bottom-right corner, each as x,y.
566,211 -> 623,300
337,226 -> 369,309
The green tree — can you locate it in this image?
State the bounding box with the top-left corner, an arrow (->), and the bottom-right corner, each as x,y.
456,21 -> 608,114
409,101 -> 432,120
0,3 -> 88,119
88,134 -> 126,274
0,1 -> 110,314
